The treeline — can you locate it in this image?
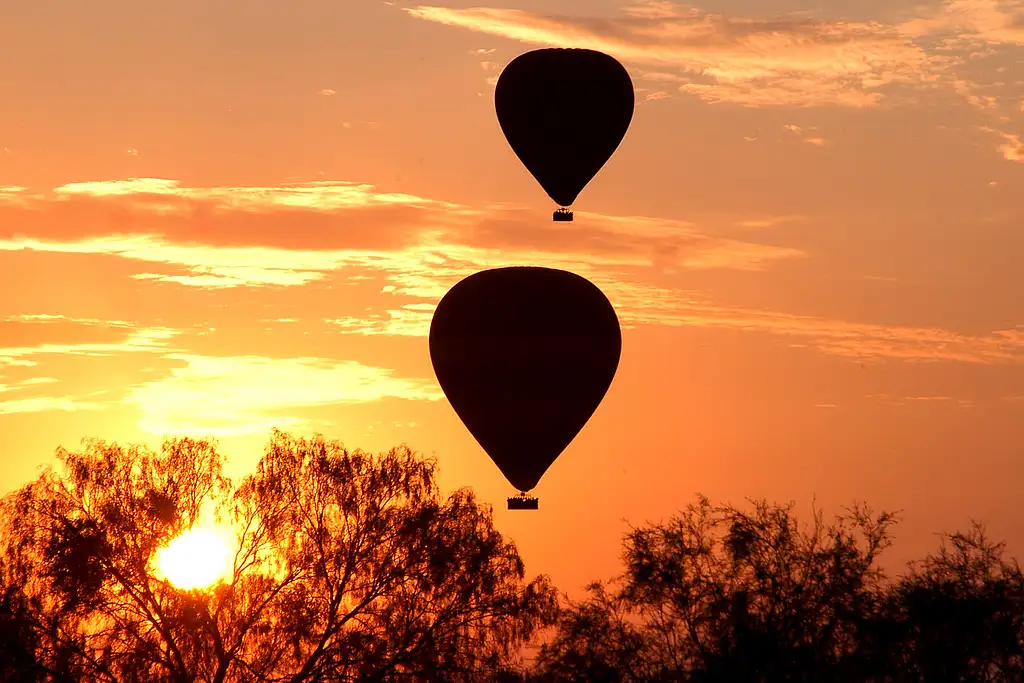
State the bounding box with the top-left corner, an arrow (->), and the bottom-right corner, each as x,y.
0,430 -> 1020,682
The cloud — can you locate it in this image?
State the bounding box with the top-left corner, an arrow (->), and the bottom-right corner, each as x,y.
0,325 -> 179,368
49,178 -> 462,214
0,179 -> 802,291
640,90 -> 671,102
319,88 -> 337,96
331,277 -> 1024,365
997,132 -> 1024,160
4,178 -> 1022,377
405,0 -> 1024,111
0,315 -> 179,368
735,215 -> 806,229
0,316 -> 160,369
783,124 -> 829,145
132,272 -> 263,288
17,377 -> 59,386
405,1 -> 951,108
462,209 -> 805,270
0,319 -> 178,415
0,313 -> 444,432
621,0 -> 686,20
0,376 -> 59,395
865,393 -> 978,407
603,290 -> 1024,364
326,303 -> 436,338
979,126 -> 1024,160
4,313 -> 134,328
0,396 -> 105,415
124,354 -> 443,437
897,0 -> 1024,46
889,1 -> 1024,116
0,319 -> 150,415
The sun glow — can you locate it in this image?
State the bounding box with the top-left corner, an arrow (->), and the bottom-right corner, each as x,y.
153,527 -> 233,590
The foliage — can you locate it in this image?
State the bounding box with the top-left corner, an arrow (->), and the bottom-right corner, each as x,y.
530,495 -> 1024,683
4,431 -> 1023,683
0,429 -> 557,683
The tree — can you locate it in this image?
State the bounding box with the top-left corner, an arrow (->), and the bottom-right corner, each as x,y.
531,495 -> 895,682
530,495 -> 1024,683
865,522 -> 1024,682
0,557 -> 46,683
0,429 -> 558,683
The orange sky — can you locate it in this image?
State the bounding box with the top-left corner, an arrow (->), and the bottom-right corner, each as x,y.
1,0 -> 1023,595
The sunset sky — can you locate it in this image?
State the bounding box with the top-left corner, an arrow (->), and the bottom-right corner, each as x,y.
1,0 -> 1023,594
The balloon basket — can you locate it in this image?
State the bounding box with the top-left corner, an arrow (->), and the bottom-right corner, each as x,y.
508,493 -> 539,510
553,208 -> 573,222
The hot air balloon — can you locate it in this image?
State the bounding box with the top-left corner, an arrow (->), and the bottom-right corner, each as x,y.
429,267 -> 621,509
495,48 -> 634,223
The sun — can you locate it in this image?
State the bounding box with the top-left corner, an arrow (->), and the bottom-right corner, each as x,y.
153,527 -> 233,590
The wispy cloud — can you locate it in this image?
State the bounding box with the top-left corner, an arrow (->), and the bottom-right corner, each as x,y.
49,178 -> 462,212
0,376 -> 59,394
326,303 -> 437,338
891,1 -> 1024,133
979,126 -> 1024,160
332,278 -> 1024,366
124,354 -> 443,437
16,377 -> 59,387
0,326 -> 179,368
406,0 -> 1024,110
4,177 -> 1023,369
0,319 -> 179,417
865,393 -> 978,407
0,396 -> 105,415
783,124 -> 829,145
0,179 -> 802,291
897,0 -> 1024,47
603,286 -> 1024,364
405,1 -> 953,108
0,319 -> 147,415
0,313 -> 443,431
4,313 -> 134,328
735,215 -> 806,229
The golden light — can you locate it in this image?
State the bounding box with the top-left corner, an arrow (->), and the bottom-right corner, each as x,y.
153,527 -> 233,590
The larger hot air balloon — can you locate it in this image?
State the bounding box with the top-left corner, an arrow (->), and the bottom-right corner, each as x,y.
495,48 -> 634,223
429,267 -> 621,509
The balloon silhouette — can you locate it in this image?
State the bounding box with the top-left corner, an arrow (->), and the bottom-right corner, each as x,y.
429,267 -> 621,509
495,48 -> 634,222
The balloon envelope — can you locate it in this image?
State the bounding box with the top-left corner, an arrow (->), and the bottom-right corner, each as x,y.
429,267 -> 621,493
495,48 -> 634,208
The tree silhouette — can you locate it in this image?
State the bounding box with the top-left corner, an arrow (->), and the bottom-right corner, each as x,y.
529,495 -> 1024,683
0,557 -> 46,683
6,437 -> 1023,683
0,429 -> 557,683
863,522 -> 1024,682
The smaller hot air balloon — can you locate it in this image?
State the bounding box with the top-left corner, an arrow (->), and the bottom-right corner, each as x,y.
495,48 -> 635,222
429,267 -> 622,509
